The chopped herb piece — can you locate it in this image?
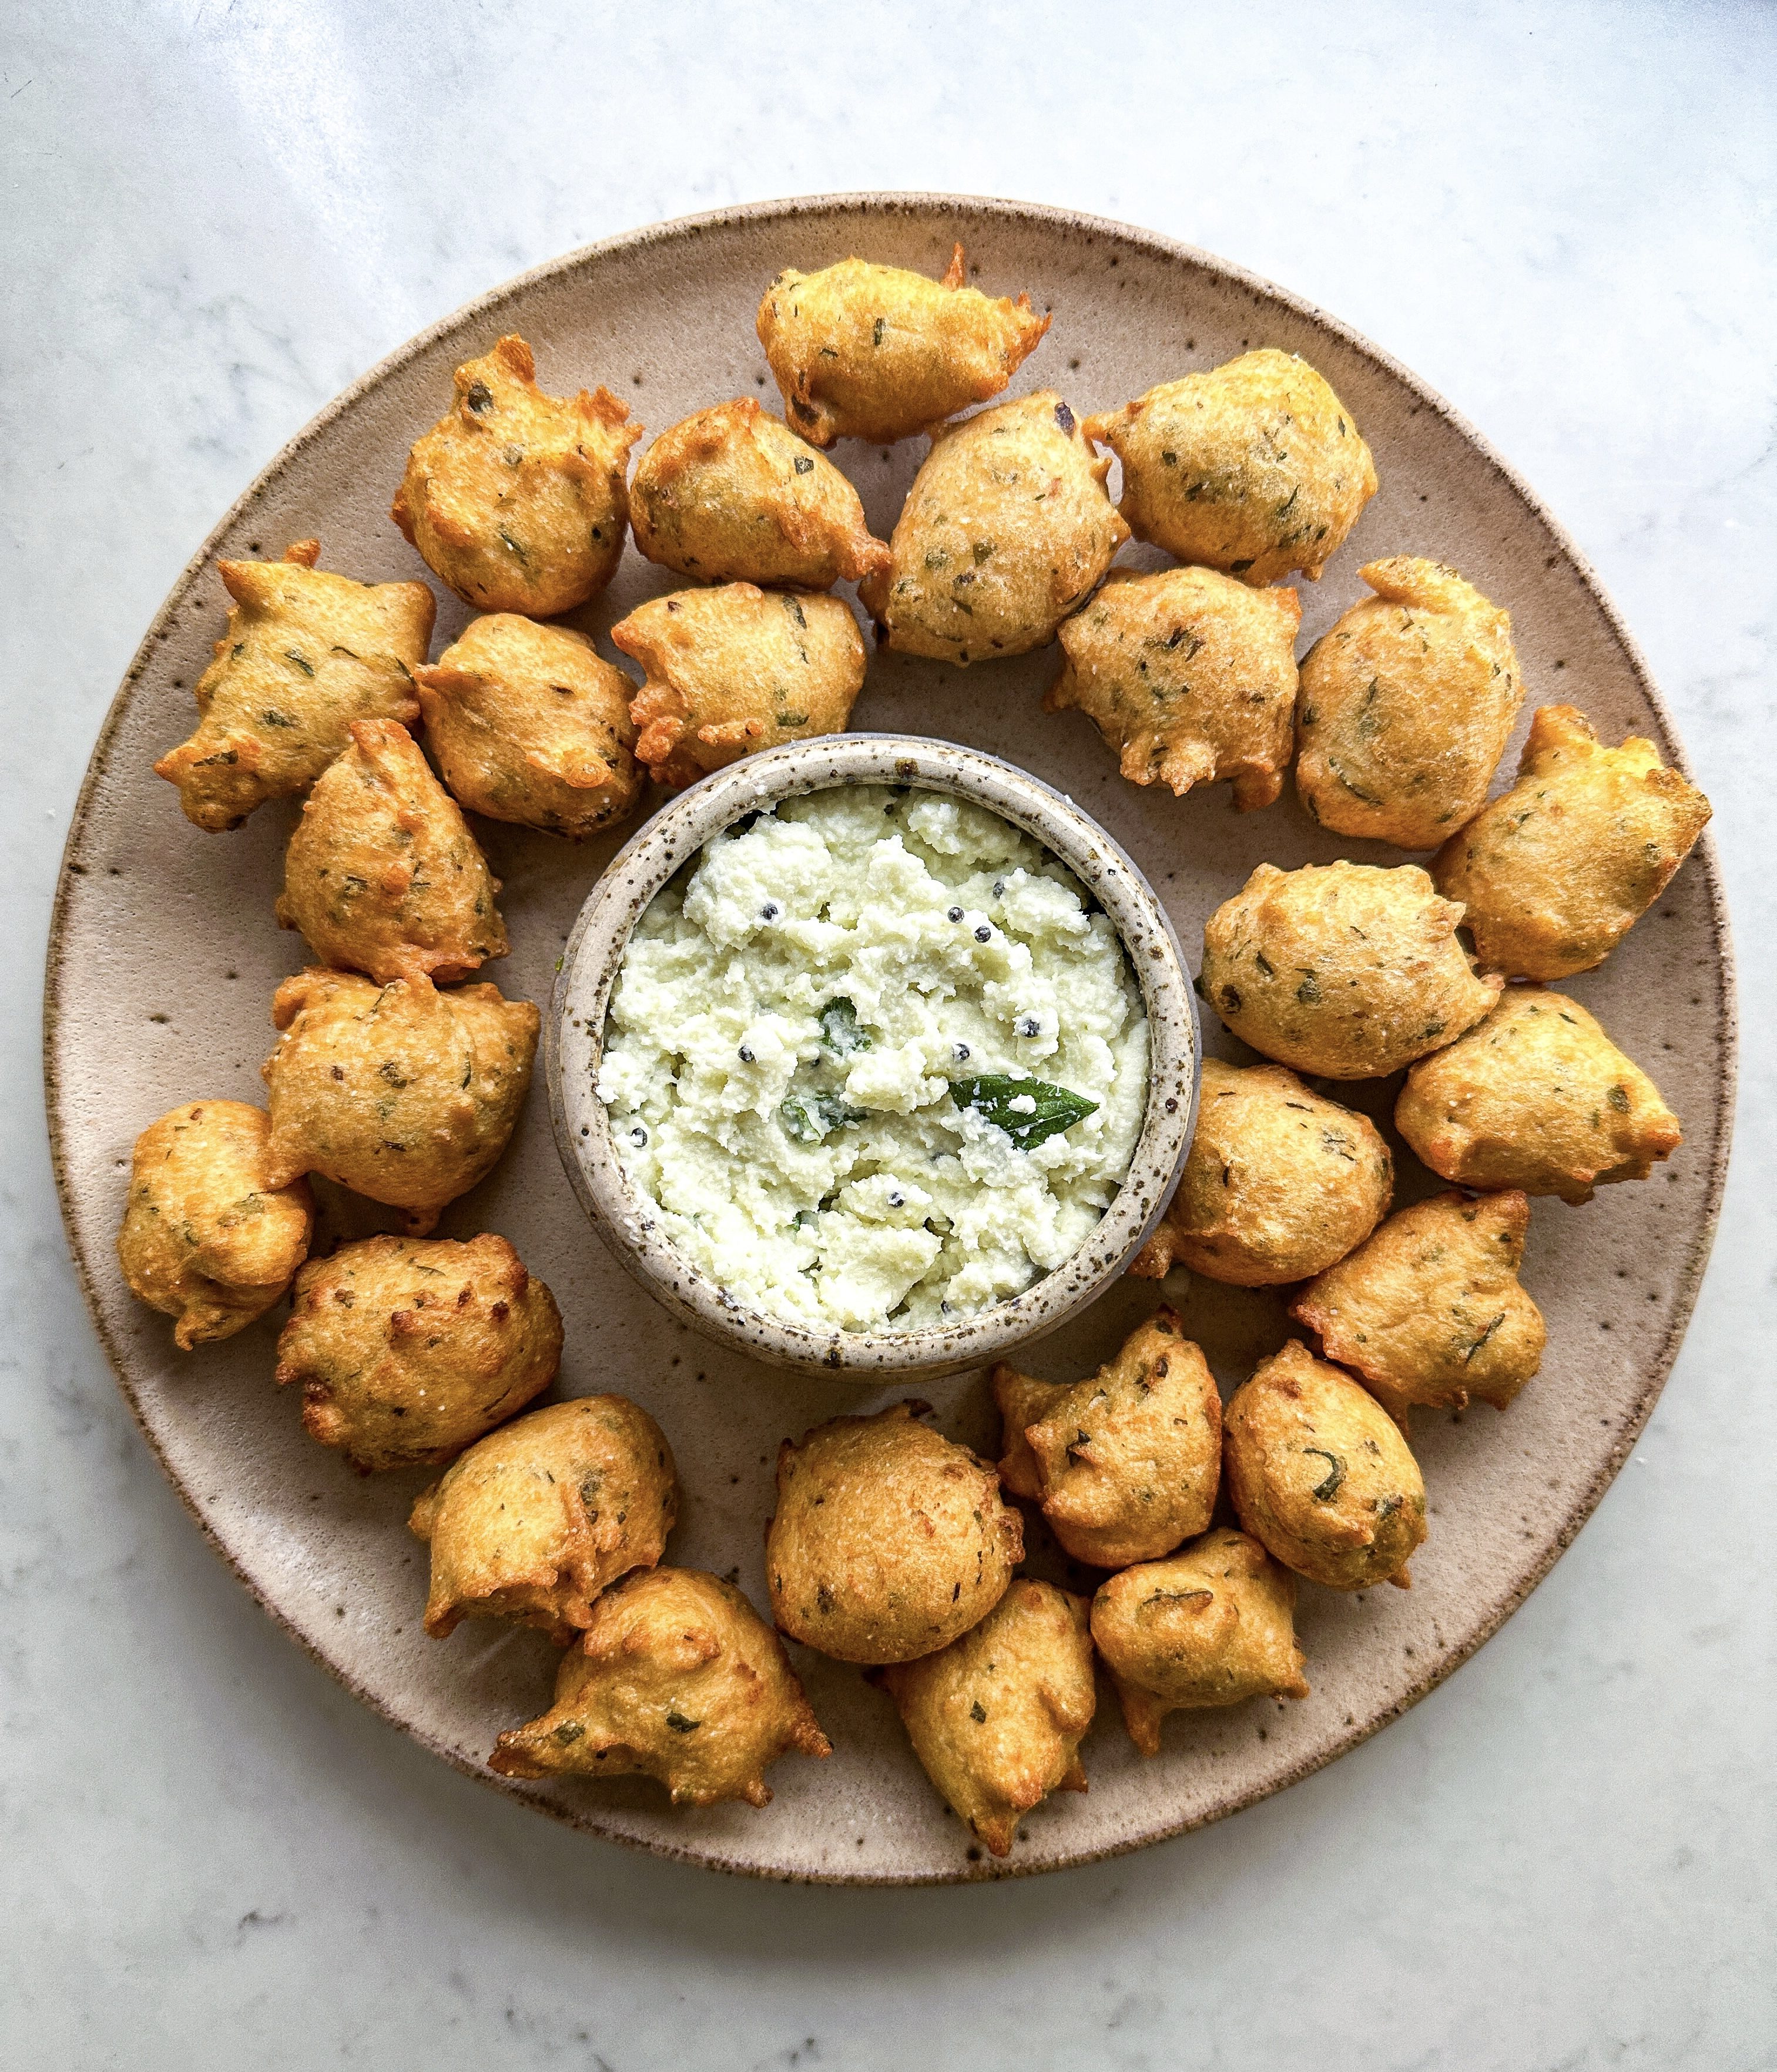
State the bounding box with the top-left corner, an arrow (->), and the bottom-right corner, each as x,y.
793,455 -> 813,475
969,1700 -> 988,1724
819,996 -> 871,1056
665,1710 -> 700,1734
1304,1446 -> 1345,1502
781,1091 -> 867,1144
952,1074 -> 1098,1149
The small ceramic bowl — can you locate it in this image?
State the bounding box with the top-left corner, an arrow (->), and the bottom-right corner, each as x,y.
546,734 -> 1199,1379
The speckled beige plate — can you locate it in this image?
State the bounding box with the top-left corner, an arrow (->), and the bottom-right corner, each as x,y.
45,195 -> 1735,1885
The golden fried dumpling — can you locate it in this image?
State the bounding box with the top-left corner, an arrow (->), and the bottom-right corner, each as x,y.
1046,566 -> 1302,810
990,1362 -> 1067,1502
116,1100 -> 313,1350
260,968 -> 538,1235
1223,1340 -> 1427,1590
611,583 -> 865,789
1395,986 -> 1681,1204
1291,1190 -> 1545,1430
414,614 -> 642,839
273,1233 -> 561,1472
859,391 -> 1128,664
875,1579 -> 1094,1858
488,1568 -> 830,1806
1431,704 -> 1713,979
1085,350 -> 1377,586
1200,859 -> 1503,1080
1131,1059 -> 1392,1287
409,1395 -> 678,1643
1296,558 -> 1523,848
1021,1308 -> 1222,1569
1091,1529 -> 1309,1755
756,243 -> 1051,448
766,1403 -> 1022,1665
154,540 -> 434,832
630,398 -> 891,589
275,720 -> 506,984
391,334 -> 639,615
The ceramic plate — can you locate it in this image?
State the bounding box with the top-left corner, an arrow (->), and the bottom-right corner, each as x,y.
45,195 -> 1734,1883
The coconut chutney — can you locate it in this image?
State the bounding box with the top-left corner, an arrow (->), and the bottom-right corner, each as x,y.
594,784 -> 1150,1332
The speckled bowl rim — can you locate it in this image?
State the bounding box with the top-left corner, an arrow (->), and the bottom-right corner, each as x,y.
545,734 -> 1198,1378
42,193 -> 1736,1885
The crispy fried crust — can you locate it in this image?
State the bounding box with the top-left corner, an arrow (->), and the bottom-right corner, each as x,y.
990,1362 -> 1067,1502
1022,1308 -> 1222,1569
1047,566 -> 1302,809
1200,859 -> 1503,1079
876,1579 -> 1094,1857
116,1100 -> 313,1351
766,1402 -> 1022,1665
1394,986 -> 1682,1203
859,391 -> 1127,664
1291,1190 -> 1545,1430
489,1567 -> 829,1807
1296,558 -> 1523,848
755,244 -> 1051,448
1223,1339 -> 1427,1590
275,719 -> 506,983
611,583 -> 865,788
154,540 -> 434,831
409,1395 -> 678,1643
1084,350 -> 1377,585
274,1233 -> 561,1472
260,968 -> 538,1234
1130,1058 -> 1393,1286
415,614 -> 642,839
1091,1529 -> 1309,1755
1431,704 -> 1713,979
630,398 -> 891,589
391,334 -> 639,614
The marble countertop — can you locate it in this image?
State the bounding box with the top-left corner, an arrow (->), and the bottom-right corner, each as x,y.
5,5 -> 1772,2066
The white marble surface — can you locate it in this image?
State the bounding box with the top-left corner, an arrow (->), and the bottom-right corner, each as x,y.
5,4 -> 1774,2065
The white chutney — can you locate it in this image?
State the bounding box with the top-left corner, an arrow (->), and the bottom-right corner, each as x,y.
595,784 -> 1150,1331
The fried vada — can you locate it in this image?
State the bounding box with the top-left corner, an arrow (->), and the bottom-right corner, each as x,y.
874,1579 -> 1094,1858
1296,558 -> 1523,848
1199,859 -> 1503,1079
1394,986 -> 1682,1203
766,1403 -> 1022,1665
1130,1059 -> 1392,1286
756,243 -> 1051,448
410,1394 -> 678,1643
116,1100 -> 313,1350
488,1567 -> 830,1806
391,334 -> 639,616
1021,1308 -> 1222,1569
1431,704 -> 1713,979
1091,1529 -> 1309,1754
1085,349 -> 1377,586
630,397 -> 891,589
1223,1339 -> 1427,1590
1290,1190 -> 1545,1429
1046,565 -> 1302,810
275,719 -> 506,984
154,540 -> 434,832
274,1233 -> 561,1472
414,614 -> 642,839
611,583 -> 865,788
260,968 -> 538,1234
859,391 -> 1127,664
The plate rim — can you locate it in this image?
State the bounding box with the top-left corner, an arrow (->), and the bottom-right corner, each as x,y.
42,190 -> 1739,1885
